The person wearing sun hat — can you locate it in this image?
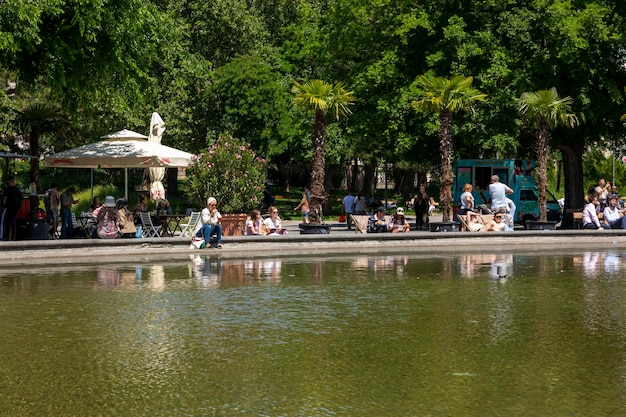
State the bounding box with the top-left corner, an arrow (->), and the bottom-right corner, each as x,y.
388,207 -> 410,233
195,197 -> 223,248
95,196 -> 121,239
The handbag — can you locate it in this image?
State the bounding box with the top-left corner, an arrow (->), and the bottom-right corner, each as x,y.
339,213 -> 346,223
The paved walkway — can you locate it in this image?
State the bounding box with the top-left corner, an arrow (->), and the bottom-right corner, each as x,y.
2,215 -> 626,266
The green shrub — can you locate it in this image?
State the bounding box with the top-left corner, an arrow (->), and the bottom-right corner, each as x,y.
186,134 -> 266,213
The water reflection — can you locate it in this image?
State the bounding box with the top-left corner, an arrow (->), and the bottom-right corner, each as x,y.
458,254 -> 513,281
575,251 -> 624,277
3,252 -> 626,415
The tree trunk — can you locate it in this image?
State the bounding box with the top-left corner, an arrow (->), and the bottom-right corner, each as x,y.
362,159 -> 377,200
558,139 -> 585,229
310,109 -> 327,223
439,110 -> 453,222
536,119 -> 550,222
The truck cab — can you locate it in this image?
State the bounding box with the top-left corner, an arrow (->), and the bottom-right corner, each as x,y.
453,159 -> 561,225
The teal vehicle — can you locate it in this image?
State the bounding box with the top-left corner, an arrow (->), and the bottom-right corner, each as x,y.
453,159 -> 561,225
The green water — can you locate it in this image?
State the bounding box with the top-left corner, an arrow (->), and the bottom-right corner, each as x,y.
1,252 -> 625,416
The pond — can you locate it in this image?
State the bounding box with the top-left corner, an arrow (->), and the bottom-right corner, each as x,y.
1,251 -> 625,416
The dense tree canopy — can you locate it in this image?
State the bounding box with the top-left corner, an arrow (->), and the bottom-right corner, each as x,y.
1,0 -> 625,217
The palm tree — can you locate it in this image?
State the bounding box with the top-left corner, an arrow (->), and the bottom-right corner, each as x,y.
16,102 -> 61,187
292,79 -> 355,222
411,75 -> 486,222
518,88 -> 578,222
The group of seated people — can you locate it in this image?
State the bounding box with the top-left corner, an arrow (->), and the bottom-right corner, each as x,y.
82,194 -> 173,239
582,194 -> 626,230
366,207 -> 411,233
244,206 -> 289,236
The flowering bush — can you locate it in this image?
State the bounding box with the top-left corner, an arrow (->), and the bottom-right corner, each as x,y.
186,135 -> 267,213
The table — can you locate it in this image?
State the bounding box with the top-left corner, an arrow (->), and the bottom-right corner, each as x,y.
159,214 -> 187,237
76,215 -> 97,238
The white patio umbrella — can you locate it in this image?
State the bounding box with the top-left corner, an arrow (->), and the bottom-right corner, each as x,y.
43,129 -> 193,199
148,113 -> 166,201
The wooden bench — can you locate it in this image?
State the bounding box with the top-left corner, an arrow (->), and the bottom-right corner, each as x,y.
572,211 -> 583,229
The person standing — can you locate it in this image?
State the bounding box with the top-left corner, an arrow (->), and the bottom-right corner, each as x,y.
342,191 -> 356,230
2,176 -> 23,241
488,175 -> 513,214
354,192 -> 367,215
195,197 -> 223,248
294,192 -> 310,224
60,187 -> 79,238
44,183 -> 60,239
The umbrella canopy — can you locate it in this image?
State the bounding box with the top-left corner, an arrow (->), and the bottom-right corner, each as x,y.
43,135 -> 192,169
43,129 -> 194,199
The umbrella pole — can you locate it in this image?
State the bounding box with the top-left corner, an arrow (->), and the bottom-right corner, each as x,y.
125,167 -> 128,200
90,168 -> 94,202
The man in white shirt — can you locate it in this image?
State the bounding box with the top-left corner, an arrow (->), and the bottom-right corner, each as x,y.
602,195 -> 626,229
488,175 -> 513,214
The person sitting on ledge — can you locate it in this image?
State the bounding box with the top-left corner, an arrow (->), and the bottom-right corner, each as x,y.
480,213 -> 506,232
388,207 -> 410,233
602,195 -> 626,229
582,195 -> 606,229
245,209 -> 263,236
196,197 -> 223,248
367,206 -> 389,233
263,206 -> 288,235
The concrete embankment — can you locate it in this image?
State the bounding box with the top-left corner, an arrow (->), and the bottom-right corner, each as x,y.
1,220 -> 625,267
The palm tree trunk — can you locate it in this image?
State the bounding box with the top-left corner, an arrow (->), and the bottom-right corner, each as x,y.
439,110 -> 453,222
310,109 -> 327,222
536,119 -> 550,222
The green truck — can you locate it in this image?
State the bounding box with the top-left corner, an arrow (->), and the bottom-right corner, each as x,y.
453,159 -> 561,225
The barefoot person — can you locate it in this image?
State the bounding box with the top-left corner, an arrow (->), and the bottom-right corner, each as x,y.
294,192 -> 310,224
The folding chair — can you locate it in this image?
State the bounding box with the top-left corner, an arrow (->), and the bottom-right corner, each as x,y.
140,212 -> 162,237
350,214 -> 370,233
179,211 -> 201,238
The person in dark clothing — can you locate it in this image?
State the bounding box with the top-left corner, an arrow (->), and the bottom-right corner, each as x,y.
2,176 -> 22,241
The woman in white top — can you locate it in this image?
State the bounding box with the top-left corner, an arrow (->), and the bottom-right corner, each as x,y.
263,206 -> 287,235
459,183 -> 475,213
582,195 -> 606,229
458,183 -> 482,230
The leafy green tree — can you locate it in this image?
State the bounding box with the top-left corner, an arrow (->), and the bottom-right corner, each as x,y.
518,88 -> 578,222
411,74 -> 486,222
292,79 -> 355,221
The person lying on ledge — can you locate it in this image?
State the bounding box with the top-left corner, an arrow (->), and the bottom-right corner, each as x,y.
480,213 -> 506,232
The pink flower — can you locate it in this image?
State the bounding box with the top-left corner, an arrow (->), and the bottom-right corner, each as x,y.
239,146 -> 245,151
236,154 -> 242,159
